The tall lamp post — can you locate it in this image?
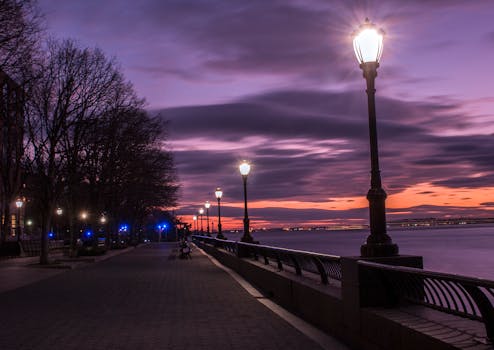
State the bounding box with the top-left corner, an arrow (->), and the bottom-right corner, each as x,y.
56,207 -> 63,239
215,187 -> 226,239
80,211 -> 88,237
353,18 -> 398,257
15,198 -> 23,242
204,201 -> 211,236
193,215 -> 198,234
239,161 -> 254,243
198,208 -> 204,235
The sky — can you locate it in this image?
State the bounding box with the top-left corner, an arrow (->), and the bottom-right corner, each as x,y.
38,0 -> 494,229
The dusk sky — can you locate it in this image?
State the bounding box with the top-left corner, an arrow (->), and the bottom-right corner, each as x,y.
39,0 -> 494,229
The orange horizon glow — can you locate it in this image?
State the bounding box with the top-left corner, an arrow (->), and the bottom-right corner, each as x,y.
182,182 -> 494,230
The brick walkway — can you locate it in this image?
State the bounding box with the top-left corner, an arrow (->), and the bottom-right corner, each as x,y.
0,243 -> 329,349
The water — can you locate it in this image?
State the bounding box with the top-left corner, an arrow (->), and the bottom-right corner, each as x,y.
224,225 -> 494,280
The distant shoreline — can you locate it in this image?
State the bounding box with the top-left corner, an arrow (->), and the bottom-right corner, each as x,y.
234,221 -> 494,234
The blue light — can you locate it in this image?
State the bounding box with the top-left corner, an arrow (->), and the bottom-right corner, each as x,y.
48,232 -> 54,239
84,230 -> 93,238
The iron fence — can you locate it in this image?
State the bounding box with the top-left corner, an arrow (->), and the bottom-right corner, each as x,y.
192,235 -> 341,284
359,260 -> 494,342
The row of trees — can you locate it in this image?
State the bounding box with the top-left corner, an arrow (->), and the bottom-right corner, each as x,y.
0,1 -> 179,263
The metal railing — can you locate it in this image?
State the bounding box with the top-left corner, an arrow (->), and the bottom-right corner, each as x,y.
359,260 -> 494,341
21,240 -> 65,256
192,235 -> 341,284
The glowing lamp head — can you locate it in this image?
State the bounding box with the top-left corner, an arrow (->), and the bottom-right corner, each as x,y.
352,18 -> 384,65
239,161 -> 251,176
81,212 -> 88,220
193,215 -> 197,221
199,208 -> 204,215
100,216 -> 107,224
204,201 -> 211,209
215,187 -> 223,199
56,208 -> 63,216
15,198 -> 23,208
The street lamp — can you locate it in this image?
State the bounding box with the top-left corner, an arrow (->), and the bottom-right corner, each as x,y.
80,211 -> 88,235
239,161 -> 254,242
353,18 -> 398,257
215,187 -> 226,239
56,207 -> 63,240
15,198 -> 23,242
198,208 -> 204,234
193,215 -> 198,234
204,201 -> 211,236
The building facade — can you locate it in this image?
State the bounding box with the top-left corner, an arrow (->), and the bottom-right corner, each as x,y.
0,68 -> 25,242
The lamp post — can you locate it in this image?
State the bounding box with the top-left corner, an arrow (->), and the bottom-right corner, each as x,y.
15,198 -> 23,242
198,208 -> 204,234
239,161 -> 254,242
353,18 -> 398,257
56,207 -> 63,239
80,211 -> 88,236
193,215 -> 198,234
215,187 -> 226,239
204,201 -> 211,236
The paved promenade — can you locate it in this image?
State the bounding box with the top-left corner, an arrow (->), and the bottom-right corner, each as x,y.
0,243 -> 347,349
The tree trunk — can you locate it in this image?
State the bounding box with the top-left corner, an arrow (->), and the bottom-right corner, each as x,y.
39,207 -> 51,265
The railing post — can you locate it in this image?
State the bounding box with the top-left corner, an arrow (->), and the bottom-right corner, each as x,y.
341,256 -> 423,347
463,284 -> 494,342
311,257 -> 328,285
290,256 -> 302,276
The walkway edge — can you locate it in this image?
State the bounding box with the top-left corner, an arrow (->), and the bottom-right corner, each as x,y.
195,244 -> 350,350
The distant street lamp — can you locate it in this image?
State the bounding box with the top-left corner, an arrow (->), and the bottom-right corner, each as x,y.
80,211 -> 88,234
100,215 -> 107,224
198,208 -> 204,234
239,161 -> 254,242
204,201 -> 211,236
353,18 -> 398,257
56,207 -> 63,239
15,198 -> 23,242
193,215 -> 198,234
215,187 -> 226,239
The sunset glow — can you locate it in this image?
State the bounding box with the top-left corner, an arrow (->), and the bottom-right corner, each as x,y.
39,0 -> 494,230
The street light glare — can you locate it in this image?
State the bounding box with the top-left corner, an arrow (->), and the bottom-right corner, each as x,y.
239,161 -> 251,176
353,19 -> 384,64
205,201 -> 211,209
215,187 -> 223,199
199,208 -> 204,215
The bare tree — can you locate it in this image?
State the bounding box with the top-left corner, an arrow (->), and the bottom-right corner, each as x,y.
0,0 -> 41,246
83,105 -> 179,242
0,0 -> 41,80
25,39 -> 122,263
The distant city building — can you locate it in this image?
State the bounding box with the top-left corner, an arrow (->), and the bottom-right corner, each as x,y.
0,68 -> 25,240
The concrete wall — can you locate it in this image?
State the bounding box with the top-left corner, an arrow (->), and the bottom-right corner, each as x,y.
200,242 -> 344,338
197,241 -> 482,350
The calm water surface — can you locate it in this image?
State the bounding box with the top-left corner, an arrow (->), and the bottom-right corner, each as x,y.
225,225 -> 494,280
